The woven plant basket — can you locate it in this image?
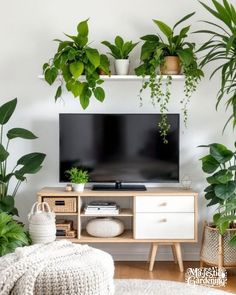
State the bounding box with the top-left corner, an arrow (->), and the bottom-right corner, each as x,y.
200,222 -> 236,268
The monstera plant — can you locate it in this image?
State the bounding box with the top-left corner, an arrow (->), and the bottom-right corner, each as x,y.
0,98 -> 46,216
43,19 -> 110,109
200,142 -> 236,246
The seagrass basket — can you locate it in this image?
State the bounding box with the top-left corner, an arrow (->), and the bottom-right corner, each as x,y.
200,222 -> 236,268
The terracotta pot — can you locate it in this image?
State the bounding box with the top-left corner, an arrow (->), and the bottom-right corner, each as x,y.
160,56 -> 181,75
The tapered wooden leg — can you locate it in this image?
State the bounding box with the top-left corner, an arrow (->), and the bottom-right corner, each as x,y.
174,243 -> 184,272
147,243 -> 153,263
171,245 -> 177,264
218,234 -> 223,268
200,260 -> 204,268
149,243 -> 158,271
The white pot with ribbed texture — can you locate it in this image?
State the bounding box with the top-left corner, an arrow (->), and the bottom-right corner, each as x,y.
115,59 -> 130,75
73,183 -> 85,192
28,202 -> 56,244
86,217 -> 124,238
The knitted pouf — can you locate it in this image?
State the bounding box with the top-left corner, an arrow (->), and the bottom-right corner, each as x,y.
0,240 -> 114,295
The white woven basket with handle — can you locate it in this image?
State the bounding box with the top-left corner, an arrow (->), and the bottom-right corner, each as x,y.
28,202 -> 56,244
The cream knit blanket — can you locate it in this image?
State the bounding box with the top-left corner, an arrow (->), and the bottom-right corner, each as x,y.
0,240 -> 114,295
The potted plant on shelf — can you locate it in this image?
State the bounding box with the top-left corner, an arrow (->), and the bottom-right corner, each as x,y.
196,0 -> 236,132
102,36 -> 138,75
135,13 -> 203,143
66,167 -> 89,192
43,19 -> 110,109
0,98 -> 46,216
0,212 -> 30,256
199,142 -> 236,267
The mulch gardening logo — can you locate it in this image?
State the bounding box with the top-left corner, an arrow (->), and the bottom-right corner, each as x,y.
185,267 -> 227,287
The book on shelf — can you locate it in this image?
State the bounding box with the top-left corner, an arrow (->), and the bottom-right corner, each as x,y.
84,200 -> 120,215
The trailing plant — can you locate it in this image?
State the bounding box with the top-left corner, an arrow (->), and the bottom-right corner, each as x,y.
66,167 -> 89,184
0,98 -> 46,216
135,13 -> 203,143
43,19 -> 110,109
0,212 -> 30,256
196,0 -> 236,131
102,36 -> 138,59
200,142 -> 236,247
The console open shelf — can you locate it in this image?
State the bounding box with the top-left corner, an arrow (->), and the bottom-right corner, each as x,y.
80,208 -> 133,217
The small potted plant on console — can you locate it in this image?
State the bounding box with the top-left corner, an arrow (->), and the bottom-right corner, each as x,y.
66,167 -> 89,192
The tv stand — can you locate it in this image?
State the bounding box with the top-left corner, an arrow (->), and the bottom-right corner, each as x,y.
92,181 -> 147,191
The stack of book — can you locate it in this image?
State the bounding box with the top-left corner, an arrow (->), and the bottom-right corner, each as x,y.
84,201 -> 120,215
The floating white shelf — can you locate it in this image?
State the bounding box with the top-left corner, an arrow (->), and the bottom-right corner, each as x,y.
38,74 -> 184,81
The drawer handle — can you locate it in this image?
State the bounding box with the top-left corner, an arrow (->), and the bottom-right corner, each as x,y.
55,200 -> 65,206
159,218 -> 167,223
158,202 -> 167,206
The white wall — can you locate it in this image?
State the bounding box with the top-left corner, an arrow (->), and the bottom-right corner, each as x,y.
0,0 -> 233,261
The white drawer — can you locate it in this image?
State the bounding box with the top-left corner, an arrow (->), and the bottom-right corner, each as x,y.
135,213 -> 194,239
135,196 -> 194,213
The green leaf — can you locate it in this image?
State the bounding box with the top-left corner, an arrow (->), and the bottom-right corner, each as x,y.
86,48 -> 100,68
99,54 -> 110,74
77,19 -> 89,37
17,152 -> 46,169
115,36 -> 124,49
214,181 -> 236,200
70,81 -> 83,97
93,87 -> 105,102
7,128 -> 37,140
69,61 -> 84,79
140,34 -> 159,42
0,196 -> 15,214
55,85 -> 62,102
80,84 -> 91,109
229,235 -> 236,247
153,20 -> 172,38
210,143 -> 233,163
218,221 -> 229,235
173,12 -> 195,29
0,144 -> 9,162
200,155 -> 220,174
45,67 -> 58,85
205,191 -> 216,200
0,98 -> 17,125
214,169 -> 233,184
213,212 -> 221,225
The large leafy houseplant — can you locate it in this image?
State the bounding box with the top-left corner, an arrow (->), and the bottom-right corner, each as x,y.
0,212 -> 30,256
196,0 -> 236,131
43,19 -> 110,109
0,98 -> 46,216
200,142 -> 236,246
135,13 -> 203,143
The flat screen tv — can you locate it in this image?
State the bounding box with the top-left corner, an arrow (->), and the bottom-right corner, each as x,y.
59,114 -> 179,189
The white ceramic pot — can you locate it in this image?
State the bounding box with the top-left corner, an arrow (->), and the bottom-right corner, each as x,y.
86,217 -> 124,238
73,183 -> 85,192
115,59 -> 130,75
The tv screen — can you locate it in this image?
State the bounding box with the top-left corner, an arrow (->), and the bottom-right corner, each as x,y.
59,114 -> 179,183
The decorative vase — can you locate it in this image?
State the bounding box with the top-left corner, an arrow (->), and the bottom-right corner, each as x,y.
160,56 -> 181,75
115,59 -> 130,75
73,183 -> 85,192
86,217 -> 124,237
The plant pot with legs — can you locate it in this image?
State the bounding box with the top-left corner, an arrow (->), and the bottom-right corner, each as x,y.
199,143 -> 236,268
